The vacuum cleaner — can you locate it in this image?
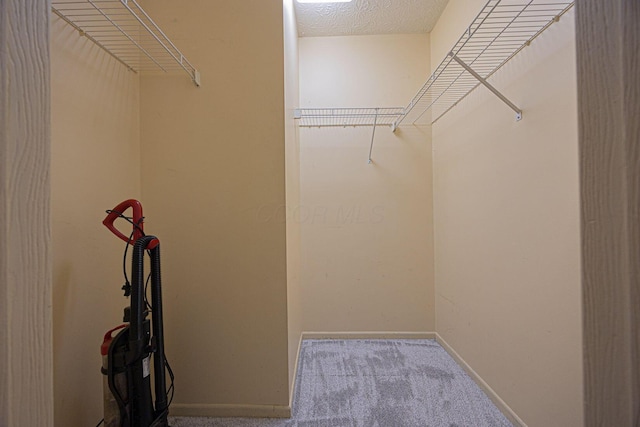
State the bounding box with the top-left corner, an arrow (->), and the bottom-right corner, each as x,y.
100,199 -> 173,427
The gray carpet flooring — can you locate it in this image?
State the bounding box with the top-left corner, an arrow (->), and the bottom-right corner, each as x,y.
170,339 -> 513,427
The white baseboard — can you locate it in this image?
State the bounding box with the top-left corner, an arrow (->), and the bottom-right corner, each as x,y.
435,333 -> 527,427
289,333 -> 304,408
170,403 -> 291,418
301,331 -> 437,340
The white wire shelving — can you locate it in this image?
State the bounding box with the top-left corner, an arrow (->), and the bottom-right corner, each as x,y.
294,108 -> 405,128
395,0 -> 574,127
51,0 -> 200,86
294,108 -> 405,163
294,0 -> 574,132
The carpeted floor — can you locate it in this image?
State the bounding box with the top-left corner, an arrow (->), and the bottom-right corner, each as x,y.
170,339 -> 513,427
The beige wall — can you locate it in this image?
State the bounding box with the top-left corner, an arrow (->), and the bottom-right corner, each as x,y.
283,0 -> 302,402
298,34 -> 435,333
431,2 -> 583,426
139,0 -> 290,415
51,16 -> 141,427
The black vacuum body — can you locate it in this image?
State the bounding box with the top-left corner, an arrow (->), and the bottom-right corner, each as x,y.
101,200 -> 171,427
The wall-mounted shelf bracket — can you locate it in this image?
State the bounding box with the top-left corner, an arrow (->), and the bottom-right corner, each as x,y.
449,53 -> 522,121
368,108 -> 379,164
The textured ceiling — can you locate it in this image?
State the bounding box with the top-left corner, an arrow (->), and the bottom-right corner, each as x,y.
294,0 -> 450,37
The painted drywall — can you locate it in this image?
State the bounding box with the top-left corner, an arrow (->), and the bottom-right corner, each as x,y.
431,2 -> 583,426
138,0 -> 290,415
51,16 -> 141,427
298,34 -> 434,333
283,0 -> 303,402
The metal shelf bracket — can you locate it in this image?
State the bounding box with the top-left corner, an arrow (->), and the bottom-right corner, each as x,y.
368,108 -> 379,164
449,53 -> 522,121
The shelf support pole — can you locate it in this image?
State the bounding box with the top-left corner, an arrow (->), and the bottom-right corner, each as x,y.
368,108 -> 379,164
449,53 -> 523,121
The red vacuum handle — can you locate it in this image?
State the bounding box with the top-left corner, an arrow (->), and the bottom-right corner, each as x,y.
103,199 -> 145,245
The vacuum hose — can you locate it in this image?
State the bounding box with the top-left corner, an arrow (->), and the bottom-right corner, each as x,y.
130,235 -> 168,422
102,201 -> 170,427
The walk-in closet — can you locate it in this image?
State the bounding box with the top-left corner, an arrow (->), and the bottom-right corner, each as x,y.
3,0 -> 638,426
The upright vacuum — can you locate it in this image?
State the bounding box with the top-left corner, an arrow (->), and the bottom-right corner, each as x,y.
100,199 -> 173,427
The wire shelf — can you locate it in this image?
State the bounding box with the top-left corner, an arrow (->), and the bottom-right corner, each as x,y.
395,0 -> 574,127
295,108 -> 405,128
51,0 -> 200,86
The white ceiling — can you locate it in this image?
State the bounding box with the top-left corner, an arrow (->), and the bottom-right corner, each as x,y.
294,0 -> 450,37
